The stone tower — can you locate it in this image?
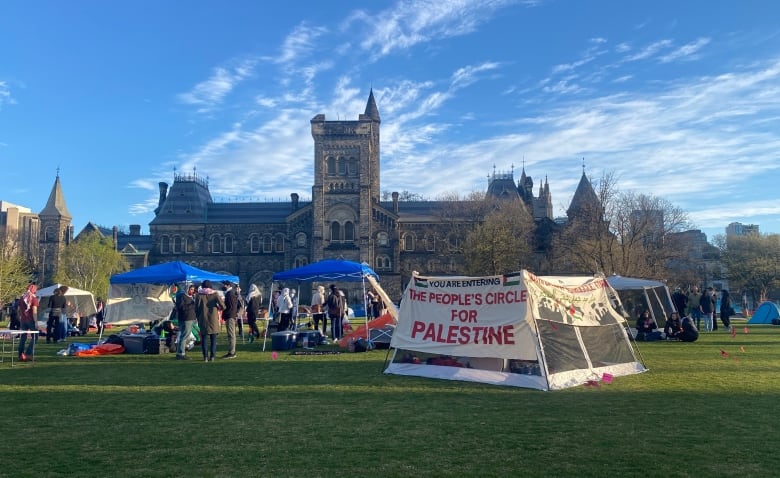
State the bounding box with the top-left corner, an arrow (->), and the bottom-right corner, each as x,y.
310,89 -> 382,264
38,173 -> 72,284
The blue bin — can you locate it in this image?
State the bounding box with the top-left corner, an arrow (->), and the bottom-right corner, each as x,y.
271,331 -> 297,351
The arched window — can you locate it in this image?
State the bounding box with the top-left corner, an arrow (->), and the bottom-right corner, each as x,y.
448,234 -> 460,252
250,235 -> 261,253
263,235 -> 273,253
275,233 -> 285,253
425,235 -> 436,252
45,227 -> 54,242
375,255 -> 391,270
331,221 -> 341,242
337,156 -> 347,175
344,221 -> 354,242
327,156 -> 336,175
403,233 -> 415,251
296,232 -> 307,247
294,255 -> 308,268
160,236 -> 170,254
348,158 -> 358,176
171,236 -> 181,253
377,231 -> 389,246
185,235 -> 195,254
224,235 -> 234,253
211,235 -> 221,254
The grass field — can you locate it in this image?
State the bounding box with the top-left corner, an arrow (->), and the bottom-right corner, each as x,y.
1,321 -> 779,478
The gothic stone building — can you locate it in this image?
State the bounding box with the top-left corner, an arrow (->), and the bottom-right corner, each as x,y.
147,90 -> 601,303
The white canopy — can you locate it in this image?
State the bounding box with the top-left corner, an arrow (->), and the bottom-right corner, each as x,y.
36,284 -> 98,322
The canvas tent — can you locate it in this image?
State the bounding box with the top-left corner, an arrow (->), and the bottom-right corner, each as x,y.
747,301 -> 780,324
606,275 -> 675,329
385,271 -> 645,390
105,261 -> 239,326
36,284 -> 97,324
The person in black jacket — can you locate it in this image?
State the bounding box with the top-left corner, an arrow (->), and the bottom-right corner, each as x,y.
719,289 -> 733,331
635,309 -> 662,341
221,281 -> 240,359
663,311 -> 683,340
174,284 -> 197,360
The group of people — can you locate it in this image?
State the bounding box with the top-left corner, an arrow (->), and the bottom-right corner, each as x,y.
634,284 -> 736,343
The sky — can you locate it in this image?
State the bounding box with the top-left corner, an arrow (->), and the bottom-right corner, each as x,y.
1,0 -> 779,242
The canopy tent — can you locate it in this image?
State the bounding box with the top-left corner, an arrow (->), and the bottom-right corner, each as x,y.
747,301 -> 780,324
385,271 -> 645,390
270,259 -> 391,350
606,275 -> 675,330
36,284 -> 97,323
105,261 -> 239,326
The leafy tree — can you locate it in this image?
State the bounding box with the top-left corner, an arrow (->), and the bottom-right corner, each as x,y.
0,231 -> 33,306
464,198 -> 534,275
718,233 -> 780,302
53,231 -> 128,298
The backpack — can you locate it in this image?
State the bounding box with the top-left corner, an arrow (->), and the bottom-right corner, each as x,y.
327,292 -> 343,318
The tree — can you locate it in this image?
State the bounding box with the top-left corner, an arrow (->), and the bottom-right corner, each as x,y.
53,231 -> 129,298
464,198 -> 534,275
0,231 -> 33,306
717,233 -> 780,302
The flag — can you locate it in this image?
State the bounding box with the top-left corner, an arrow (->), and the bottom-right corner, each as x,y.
414,277 -> 428,288
502,272 -> 521,287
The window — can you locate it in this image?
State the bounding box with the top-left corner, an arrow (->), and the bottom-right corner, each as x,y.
185,235 -> 195,254
275,234 -> 285,253
294,256 -> 308,268
45,227 -> 54,242
250,235 -> 261,253
331,221 -> 341,241
377,231 -> 389,246
425,235 -> 435,251
344,221 -> 354,242
224,235 -> 234,253
263,235 -> 273,253
172,236 -> 181,254
403,233 -> 415,251
337,157 -> 347,175
296,232 -> 307,247
375,255 -> 391,270
211,235 -> 221,254
327,156 -> 336,175
348,158 -> 358,176
160,236 -> 170,254
448,234 -> 460,251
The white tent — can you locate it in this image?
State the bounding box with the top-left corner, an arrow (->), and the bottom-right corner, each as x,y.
36,284 -> 97,324
606,275 -> 675,329
385,271 -> 645,390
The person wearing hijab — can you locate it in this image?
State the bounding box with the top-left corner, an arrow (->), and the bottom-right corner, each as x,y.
245,284 -> 263,343
17,283 -> 39,361
195,280 -> 225,362
174,284 -> 197,360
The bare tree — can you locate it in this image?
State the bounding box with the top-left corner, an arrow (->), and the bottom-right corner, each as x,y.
464,198 -> 534,275
717,233 -> 780,302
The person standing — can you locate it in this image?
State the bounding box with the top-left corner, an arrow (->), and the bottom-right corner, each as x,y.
711,289 -> 719,331
672,287 -> 688,316
9,296 -> 21,330
687,286 -> 702,329
276,288 -> 294,332
699,287 -> 715,332
94,298 -> 105,336
326,284 -> 344,340
17,283 -> 39,362
195,280 -> 225,362
245,284 -> 263,343
311,285 -> 326,336
221,281 -> 240,359
46,286 -> 68,343
719,289 -> 733,331
174,284 -> 197,360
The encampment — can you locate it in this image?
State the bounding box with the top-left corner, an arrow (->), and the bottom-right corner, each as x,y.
607,275 -> 675,329
105,261 -> 239,326
747,301 -> 780,324
385,271 -> 645,390
36,284 -> 97,324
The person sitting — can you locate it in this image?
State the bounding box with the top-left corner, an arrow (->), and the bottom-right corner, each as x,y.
664,311 -> 683,340
679,316 -> 699,343
635,309 -> 663,341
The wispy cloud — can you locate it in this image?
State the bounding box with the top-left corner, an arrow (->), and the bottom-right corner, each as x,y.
659,37 -> 711,63
178,58 -> 257,113
624,39 -> 673,61
0,81 -> 15,109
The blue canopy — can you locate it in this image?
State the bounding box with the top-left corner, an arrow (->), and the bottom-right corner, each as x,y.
110,261 -> 239,285
272,259 -> 378,283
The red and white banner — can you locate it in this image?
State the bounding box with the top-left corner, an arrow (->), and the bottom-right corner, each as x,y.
391,274 -> 538,359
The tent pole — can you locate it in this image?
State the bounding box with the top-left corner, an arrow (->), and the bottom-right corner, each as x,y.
262,282 -> 275,352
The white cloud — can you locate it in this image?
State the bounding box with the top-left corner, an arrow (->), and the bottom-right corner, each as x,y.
177,58 -> 256,113
624,39 -> 673,62
0,81 -> 15,108
659,37 -> 711,63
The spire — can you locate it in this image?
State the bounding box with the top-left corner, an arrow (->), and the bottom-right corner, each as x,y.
567,168 -> 601,219
40,173 -> 72,219
364,88 -> 380,122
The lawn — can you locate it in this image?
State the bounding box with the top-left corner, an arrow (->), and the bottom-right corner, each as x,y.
1,322 -> 779,478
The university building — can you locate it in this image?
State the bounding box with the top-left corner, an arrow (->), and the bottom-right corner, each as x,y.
9,91 -> 602,304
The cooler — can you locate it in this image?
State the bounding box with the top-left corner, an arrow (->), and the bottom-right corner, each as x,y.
121,334 -> 148,354
297,330 -> 321,348
271,331 -> 297,351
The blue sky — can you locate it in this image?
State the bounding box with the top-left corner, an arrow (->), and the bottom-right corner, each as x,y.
1,0 -> 779,241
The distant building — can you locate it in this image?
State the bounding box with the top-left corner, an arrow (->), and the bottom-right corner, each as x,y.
726,222 -> 760,237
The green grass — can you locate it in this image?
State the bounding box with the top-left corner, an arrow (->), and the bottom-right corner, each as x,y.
2,322 -> 779,477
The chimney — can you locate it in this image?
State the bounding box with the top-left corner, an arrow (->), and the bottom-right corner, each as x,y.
392,191 -> 399,214
129,224 -> 141,236
154,182 -> 168,215
291,193 -> 299,210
